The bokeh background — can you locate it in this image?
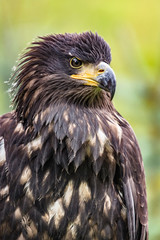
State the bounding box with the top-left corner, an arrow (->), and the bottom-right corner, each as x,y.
0,0 -> 160,238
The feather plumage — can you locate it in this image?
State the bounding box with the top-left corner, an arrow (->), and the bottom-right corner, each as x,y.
0,32 -> 148,240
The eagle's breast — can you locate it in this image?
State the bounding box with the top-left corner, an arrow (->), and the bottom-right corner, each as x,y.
8,103 -> 125,239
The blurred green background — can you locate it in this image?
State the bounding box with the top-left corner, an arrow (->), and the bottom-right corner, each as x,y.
0,0 -> 160,238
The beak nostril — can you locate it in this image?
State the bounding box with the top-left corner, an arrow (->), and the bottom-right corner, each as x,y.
98,69 -> 105,74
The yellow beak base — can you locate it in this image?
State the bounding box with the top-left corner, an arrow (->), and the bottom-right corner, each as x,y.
71,73 -> 99,87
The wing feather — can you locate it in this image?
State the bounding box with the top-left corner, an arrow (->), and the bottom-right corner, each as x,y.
118,120 -> 148,240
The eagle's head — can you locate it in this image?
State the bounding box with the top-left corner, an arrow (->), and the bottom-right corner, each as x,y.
12,32 -> 116,126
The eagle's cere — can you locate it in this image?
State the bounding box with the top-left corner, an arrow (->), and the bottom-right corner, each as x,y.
0,32 -> 148,239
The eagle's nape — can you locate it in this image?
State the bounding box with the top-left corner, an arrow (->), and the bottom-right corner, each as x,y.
0,32 -> 148,240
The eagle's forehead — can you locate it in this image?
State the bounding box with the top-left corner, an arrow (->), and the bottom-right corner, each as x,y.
67,32 -> 111,63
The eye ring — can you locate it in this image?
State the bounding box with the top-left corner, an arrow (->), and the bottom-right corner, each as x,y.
70,57 -> 83,69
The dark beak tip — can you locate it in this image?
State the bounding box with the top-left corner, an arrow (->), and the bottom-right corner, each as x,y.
97,71 -> 116,100
111,85 -> 116,100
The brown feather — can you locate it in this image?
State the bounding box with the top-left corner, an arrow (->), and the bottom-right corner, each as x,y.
0,32 -> 148,240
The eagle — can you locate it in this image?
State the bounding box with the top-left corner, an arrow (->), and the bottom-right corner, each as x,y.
0,32 -> 148,240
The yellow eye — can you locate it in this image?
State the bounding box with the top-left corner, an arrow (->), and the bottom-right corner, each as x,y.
70,57 -> 83,68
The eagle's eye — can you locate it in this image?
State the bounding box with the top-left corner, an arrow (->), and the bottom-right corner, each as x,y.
70,57 -> 83,69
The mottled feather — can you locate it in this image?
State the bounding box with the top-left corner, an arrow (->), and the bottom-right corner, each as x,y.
0,32 -> 148,240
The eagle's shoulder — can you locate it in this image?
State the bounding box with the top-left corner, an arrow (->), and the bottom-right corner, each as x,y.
0,111 -> 17,138
0,111 -> 23,171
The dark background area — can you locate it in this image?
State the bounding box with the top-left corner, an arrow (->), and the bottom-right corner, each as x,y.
0,0 -> 160,238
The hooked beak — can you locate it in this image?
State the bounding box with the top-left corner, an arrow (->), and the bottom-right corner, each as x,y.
71,62 -> 116,100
